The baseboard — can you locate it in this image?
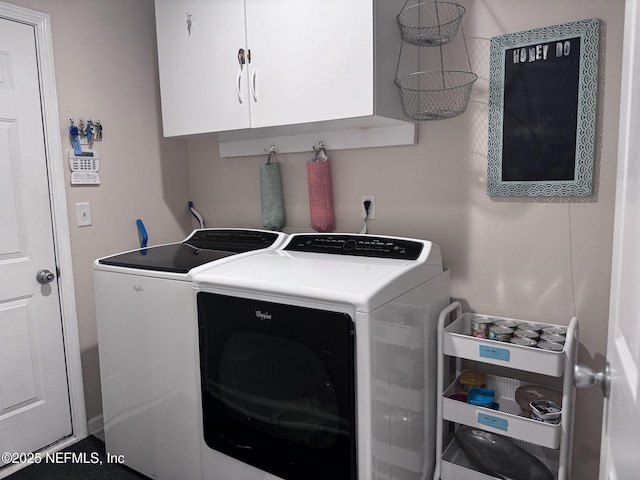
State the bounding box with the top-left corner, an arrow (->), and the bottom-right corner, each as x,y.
87,414 -> 104,436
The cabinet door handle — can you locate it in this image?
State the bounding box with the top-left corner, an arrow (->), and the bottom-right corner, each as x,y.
236,68 -> 244,104
250,68 -> 258,102
236,48 -> 247,104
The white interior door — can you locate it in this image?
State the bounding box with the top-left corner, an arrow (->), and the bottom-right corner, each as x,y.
599,0 -> 640,478
0,17 -> 72,463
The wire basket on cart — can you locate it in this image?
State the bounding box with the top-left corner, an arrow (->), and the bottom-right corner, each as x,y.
395,70 -> 477,121
394,0 -> 477,121
396,1 -> 466,46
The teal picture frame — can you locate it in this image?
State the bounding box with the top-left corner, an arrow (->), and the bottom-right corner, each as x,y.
487,19 -> 600,197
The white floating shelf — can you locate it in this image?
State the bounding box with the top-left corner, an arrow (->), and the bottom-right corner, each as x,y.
217,123 -> 417,157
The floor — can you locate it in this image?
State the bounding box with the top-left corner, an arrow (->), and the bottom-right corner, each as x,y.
4,435 -> 147,480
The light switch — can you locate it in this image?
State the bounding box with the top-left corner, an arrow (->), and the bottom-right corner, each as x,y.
76,202 -> 92,226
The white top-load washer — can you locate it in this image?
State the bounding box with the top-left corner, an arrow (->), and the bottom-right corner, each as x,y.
93,229 -> 287,480
193,233 -> 450,480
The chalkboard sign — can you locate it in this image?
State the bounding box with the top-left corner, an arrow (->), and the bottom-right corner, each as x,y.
487,19 -> 600,197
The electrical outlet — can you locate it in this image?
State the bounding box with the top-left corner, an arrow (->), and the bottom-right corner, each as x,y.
361,194 -> 376,220
76,202 -> 92,227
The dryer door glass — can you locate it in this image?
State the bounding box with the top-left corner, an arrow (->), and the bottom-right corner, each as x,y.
219,331 -> 342,447
197,292 -> 356,480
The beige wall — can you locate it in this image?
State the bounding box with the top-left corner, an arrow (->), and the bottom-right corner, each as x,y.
8,0 -> 192,420
187,1 -> 625,479
6,0 -> 624,479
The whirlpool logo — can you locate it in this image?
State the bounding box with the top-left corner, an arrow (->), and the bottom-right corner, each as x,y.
254,310 -> 272,320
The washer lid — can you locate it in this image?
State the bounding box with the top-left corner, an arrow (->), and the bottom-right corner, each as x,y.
98,244 -> 235,274
97,229 -> 283,274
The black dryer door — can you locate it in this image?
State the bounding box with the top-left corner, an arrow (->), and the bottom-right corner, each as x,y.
197,292 -> 356,480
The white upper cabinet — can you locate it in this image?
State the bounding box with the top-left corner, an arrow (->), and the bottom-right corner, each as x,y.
155,0 -> 250,136
155,0 -> 414,146
243,0 -> 374,129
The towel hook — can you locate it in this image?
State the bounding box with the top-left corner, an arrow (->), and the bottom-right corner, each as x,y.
313,140 -> 327,154
266,144 -> 278,164
312,141 -> 328,160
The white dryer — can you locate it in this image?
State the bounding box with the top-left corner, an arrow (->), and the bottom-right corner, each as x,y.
193,233 -> 450,480
94,229 -> 287,480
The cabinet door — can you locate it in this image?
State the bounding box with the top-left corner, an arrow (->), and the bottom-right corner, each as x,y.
155,0 -> 250,136
245,0 -> 374,129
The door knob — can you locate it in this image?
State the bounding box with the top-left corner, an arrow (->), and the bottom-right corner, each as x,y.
574,362 -> 611,398
36,269 -> 56,284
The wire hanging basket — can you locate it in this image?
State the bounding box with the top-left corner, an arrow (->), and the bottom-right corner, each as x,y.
396,1 -> 466,47
395,70 -> 477,121
394,0 -> 477,121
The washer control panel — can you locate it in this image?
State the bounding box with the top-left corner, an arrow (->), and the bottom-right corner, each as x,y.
187,229 -> 280,252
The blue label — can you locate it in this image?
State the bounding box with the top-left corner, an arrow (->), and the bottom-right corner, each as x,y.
479,345 -> 510,362
478,413 -> 509,431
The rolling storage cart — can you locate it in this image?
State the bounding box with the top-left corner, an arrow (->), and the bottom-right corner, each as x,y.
434,302 -> 578,480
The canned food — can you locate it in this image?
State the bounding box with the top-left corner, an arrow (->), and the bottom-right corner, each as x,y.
510,337 -> 537,347
537,341 -> 563,352
540,333 -> 566,344
471,330 -> 489,339
459,370 -> 486,394
471,316 -> 493,332
513,328 -> 539,340
530,399 -> 562,424
494,319 -> 519,329
518,322 -> 543,332
488,325 -> 513,342
531,410 -> 561,424
542,326 -> 567,336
